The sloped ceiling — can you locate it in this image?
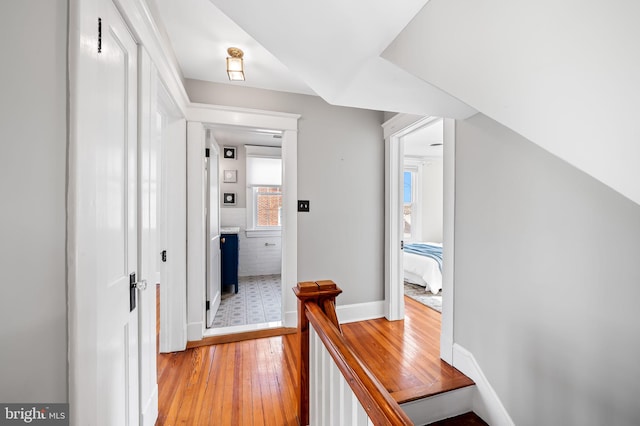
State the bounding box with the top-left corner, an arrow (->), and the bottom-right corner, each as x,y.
154,0 -> 640,206
154,0 -> 476,118
382,0 -> 640,206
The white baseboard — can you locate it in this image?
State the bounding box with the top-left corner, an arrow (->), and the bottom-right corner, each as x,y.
140,384 -> 158,426
400,386 -> 474,426
440,333 -> 454,365
283,310 -> 297,328
187,321 -> 203,342
336,300 -> 385,324
284,300 -> 385,328
452,344 -> 514,426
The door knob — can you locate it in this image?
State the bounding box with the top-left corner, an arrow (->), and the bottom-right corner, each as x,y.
221,237 -> 226,243
133,279 -> 148,290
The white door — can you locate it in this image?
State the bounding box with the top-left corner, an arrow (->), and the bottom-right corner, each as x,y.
96,2 -> 139,424
138,49 -> 159,425
158,110 -> 188,353
206,145 -> 221,327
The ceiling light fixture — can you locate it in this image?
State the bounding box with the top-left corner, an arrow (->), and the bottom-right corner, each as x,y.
226,47 -> 245,81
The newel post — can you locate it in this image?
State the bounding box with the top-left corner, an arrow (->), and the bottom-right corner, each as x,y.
293,280 -> 343,426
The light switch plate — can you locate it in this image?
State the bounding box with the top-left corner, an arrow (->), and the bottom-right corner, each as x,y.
298,200 -> 310,212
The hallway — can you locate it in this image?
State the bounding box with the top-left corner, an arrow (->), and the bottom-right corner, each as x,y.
156,290 -> 474,425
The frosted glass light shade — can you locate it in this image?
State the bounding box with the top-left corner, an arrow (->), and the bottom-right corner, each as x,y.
226,56 -> 244,81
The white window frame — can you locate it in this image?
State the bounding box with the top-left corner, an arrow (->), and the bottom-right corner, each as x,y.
245,145 -> 282,238
403,158 -> 423,242
247,185 -> 282,237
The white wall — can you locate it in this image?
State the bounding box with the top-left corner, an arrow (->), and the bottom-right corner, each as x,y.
383,0 -> 640,206
219,144 -> 247,208
186,80 -> 385,305
454,113 -> 640,425
0,0 -> 68,402
220,208 -> 282,277
420,159 -> 443,243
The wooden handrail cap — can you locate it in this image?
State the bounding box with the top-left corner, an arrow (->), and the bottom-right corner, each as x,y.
296,281 -> 319,294
316,280 -> 337,290
293,280 -> 342,299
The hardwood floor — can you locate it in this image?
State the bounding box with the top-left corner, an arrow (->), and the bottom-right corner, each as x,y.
156,285 -> 298,425
156,334 -> 299,425
156,287 -> 473,425
342,297 -> 474,404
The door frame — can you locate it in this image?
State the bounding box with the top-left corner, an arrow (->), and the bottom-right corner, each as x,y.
69,0 -> 190,422
185,104 -> 300,341
205,140 -> 221,328
383,114 -> 456,363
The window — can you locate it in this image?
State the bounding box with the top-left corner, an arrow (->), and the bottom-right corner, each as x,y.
403,170 -> 415,240
403,160 -> 422,241
246,145 -> 282,236
254,186 -> 282,227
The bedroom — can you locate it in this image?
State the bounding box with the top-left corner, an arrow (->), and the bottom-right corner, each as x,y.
401,118 -> 444,311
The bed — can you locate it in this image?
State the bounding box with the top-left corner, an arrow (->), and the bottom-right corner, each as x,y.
403,242 -> 442,294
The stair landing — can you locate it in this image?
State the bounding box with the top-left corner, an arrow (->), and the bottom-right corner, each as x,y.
341,296 -> 474,404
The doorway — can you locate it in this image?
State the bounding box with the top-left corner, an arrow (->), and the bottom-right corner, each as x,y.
205,126 -> 285,332
384,114 -> 456,363
180,105 -> 299,343
401,119 -> 444,312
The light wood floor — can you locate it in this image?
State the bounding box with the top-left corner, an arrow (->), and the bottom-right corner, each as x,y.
156,289 -> 473,425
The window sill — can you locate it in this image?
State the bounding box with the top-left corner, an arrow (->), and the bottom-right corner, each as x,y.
245,228 -> 282,238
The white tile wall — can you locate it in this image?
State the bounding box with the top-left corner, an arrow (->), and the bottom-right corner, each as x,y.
220,208 -> 282,276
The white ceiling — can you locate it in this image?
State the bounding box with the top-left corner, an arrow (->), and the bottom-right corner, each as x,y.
153,0 -> 317,96
151,0 -> 476,121
403,119 -> 444,158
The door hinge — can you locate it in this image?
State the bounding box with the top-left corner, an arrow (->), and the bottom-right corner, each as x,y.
161,250 -> 167,262
206,301 -> 210,311
97,18 -> 102,54
205,148 -> 210,158
401,240 -> 404,250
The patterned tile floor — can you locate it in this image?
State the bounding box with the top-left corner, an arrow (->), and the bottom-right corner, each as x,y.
212,274 -> 282,328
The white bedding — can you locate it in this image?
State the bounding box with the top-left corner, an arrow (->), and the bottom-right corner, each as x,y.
403,243 -> 442,294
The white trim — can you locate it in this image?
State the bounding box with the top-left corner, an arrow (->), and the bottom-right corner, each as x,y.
281,129 -> 298,328
336,301 -> 385,324
186,121 -> 207,342
400,386 -> 474,425
440,118 -> 456,364
137,45 -> 159,426
382,114 -> 454,363
187,322 -> 205,342
140,384 -> 158,426
284,301 -> 385,327
186,105 -> 300,337
112,0 -> 189,115
452,344 -> 514,426
203,321 -> 283,337
187,103 -> 300,130
383,121 -> 404,321
382,113 -> 425,139
157,99 -> 188,354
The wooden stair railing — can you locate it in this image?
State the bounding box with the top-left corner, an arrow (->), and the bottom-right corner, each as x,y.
294,280 -> 413,426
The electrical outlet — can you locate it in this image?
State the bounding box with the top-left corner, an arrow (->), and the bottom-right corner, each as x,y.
298,200 -> 310,212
